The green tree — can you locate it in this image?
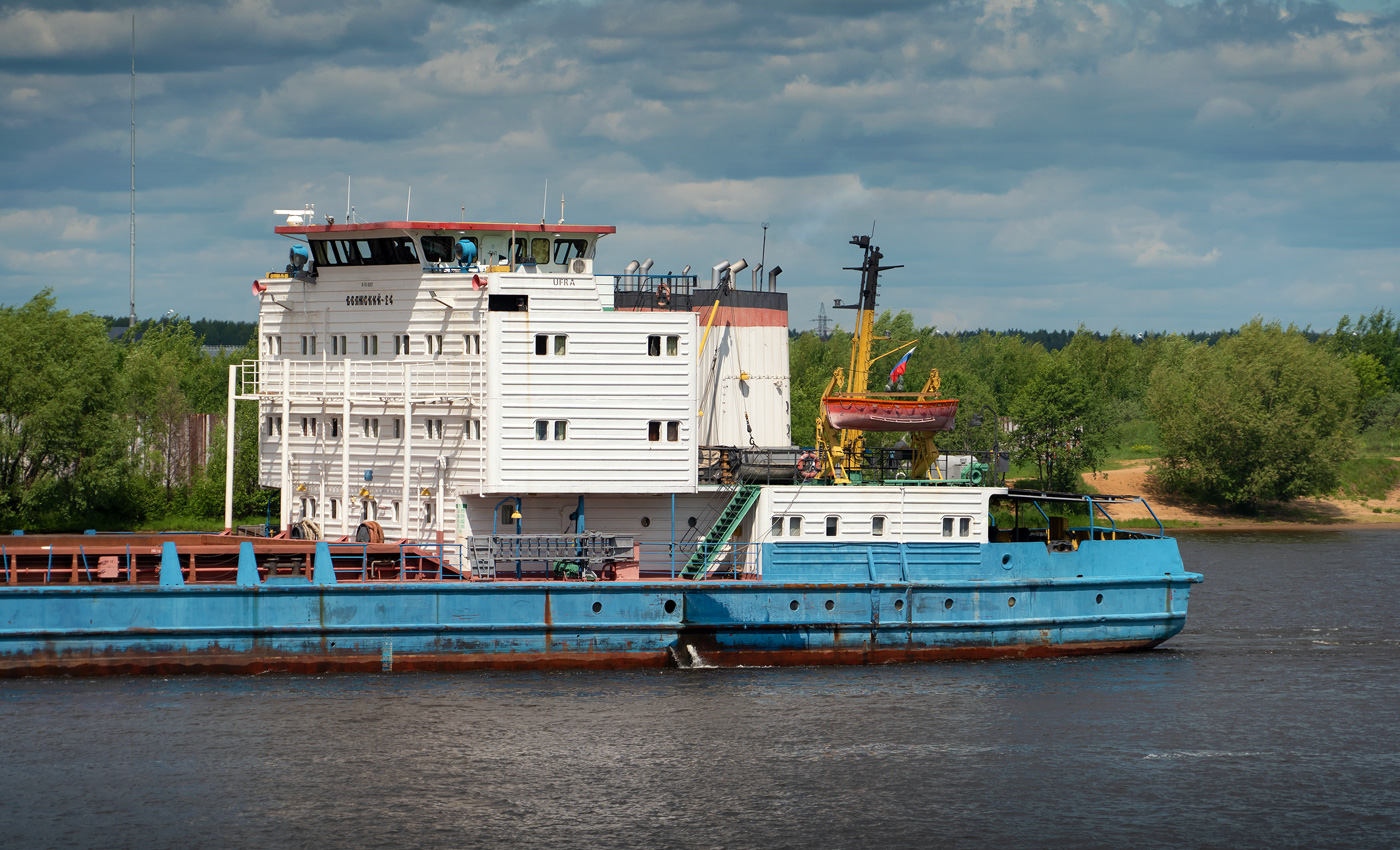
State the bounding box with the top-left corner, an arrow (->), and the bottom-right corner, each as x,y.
1009,356 -> 1114,491
1148,320 -> 1356,507
0,291 -> 129,529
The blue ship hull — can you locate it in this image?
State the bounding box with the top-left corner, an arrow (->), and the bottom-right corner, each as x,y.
0,539 -> 1200,675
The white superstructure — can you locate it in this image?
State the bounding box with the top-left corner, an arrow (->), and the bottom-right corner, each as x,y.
229,218 -> 799,545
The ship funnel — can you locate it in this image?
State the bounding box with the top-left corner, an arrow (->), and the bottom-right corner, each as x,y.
768,265 -> 782,291
728,258 -> 748,280
751,263 -> 763,291
682,265 -> 691,276
711,261 -> 730,288
639,258 -> 654,275
625,260 -> 640,275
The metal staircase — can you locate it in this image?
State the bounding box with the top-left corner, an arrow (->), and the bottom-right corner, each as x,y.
680,484 -> 761,580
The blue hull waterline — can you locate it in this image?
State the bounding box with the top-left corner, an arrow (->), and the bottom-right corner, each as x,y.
0,539 -> 1200,675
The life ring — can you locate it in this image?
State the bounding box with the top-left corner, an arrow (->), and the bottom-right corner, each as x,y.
796,451 -> 820,480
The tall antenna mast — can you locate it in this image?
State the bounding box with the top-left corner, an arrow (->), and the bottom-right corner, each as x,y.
128,15 -> 137,329
541,178 -> 548,226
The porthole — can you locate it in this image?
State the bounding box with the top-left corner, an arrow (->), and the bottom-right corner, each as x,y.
592,601 -> 602,614
664,599 -> 677,614
894,599 -> 904,611
1095,593 -> 1104,605
944,598 -> 954,610
1008,597 -> 1017,608
790,600 -> 800,611
640,516 -> 650,527
824,599 -> 834,611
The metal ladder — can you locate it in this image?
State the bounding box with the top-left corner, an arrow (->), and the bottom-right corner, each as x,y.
680,484 -> 760,579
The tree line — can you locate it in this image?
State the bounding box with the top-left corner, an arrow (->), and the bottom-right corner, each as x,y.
791,308 -> 1394,507
0,290 -> 1392,530
0,292 -> 266,531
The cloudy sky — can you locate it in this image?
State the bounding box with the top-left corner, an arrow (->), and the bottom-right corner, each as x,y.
3,0 -> 1400,334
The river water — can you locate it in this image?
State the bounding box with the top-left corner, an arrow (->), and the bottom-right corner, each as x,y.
0,531 -> 1395,849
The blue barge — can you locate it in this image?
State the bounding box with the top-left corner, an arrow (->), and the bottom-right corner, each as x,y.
0,531 -> 1199,675
0,222 -> 1203,675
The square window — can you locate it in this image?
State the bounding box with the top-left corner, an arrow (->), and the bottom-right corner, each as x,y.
771,517 -> 783,537
667,421 -> 679,442
536,334 -> 548,355
826,516 -> 839,537
647,421 -> 661,441
789,516 -> 802,537
666,335 -> 679,356
959,517 -> 971,537
647,335 -> 661,356
536,420 -> 549,440
554,420 -> 567,440
554,335 -> 567,355
872,516 -> 886,536
942,517 -> 954,537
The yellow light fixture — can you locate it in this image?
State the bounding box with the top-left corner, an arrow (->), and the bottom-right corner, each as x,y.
420,488 -> 433,497
358,488 -> 370,498
740,371 -> 750,381
295,483 -> 307,492
510,509 -> 522,520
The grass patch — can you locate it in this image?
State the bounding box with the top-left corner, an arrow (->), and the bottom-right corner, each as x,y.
1333,457 -> 1400,501
1357,427 -> 1400,457
1107,418 -> 1160,461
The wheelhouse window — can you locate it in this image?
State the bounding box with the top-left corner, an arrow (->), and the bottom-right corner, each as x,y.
553,239 -> 588,264
510,237 -> 551,265
422,235 -> 477,265
310,237 -> 418,266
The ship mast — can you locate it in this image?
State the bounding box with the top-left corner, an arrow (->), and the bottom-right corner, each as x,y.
835,235 -> 902,475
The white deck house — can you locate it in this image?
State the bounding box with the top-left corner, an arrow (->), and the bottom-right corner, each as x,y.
225,216 -> 995,573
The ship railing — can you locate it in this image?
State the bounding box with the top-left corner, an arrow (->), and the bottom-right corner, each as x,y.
636,541 -> 758,580
235,359 -> 479,403
610,273 -> 697,296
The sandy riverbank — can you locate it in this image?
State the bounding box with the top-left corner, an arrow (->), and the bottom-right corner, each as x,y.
1077,461 -> 1400,530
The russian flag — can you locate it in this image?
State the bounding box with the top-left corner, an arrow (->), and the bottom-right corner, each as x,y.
889,347 -> 915,382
